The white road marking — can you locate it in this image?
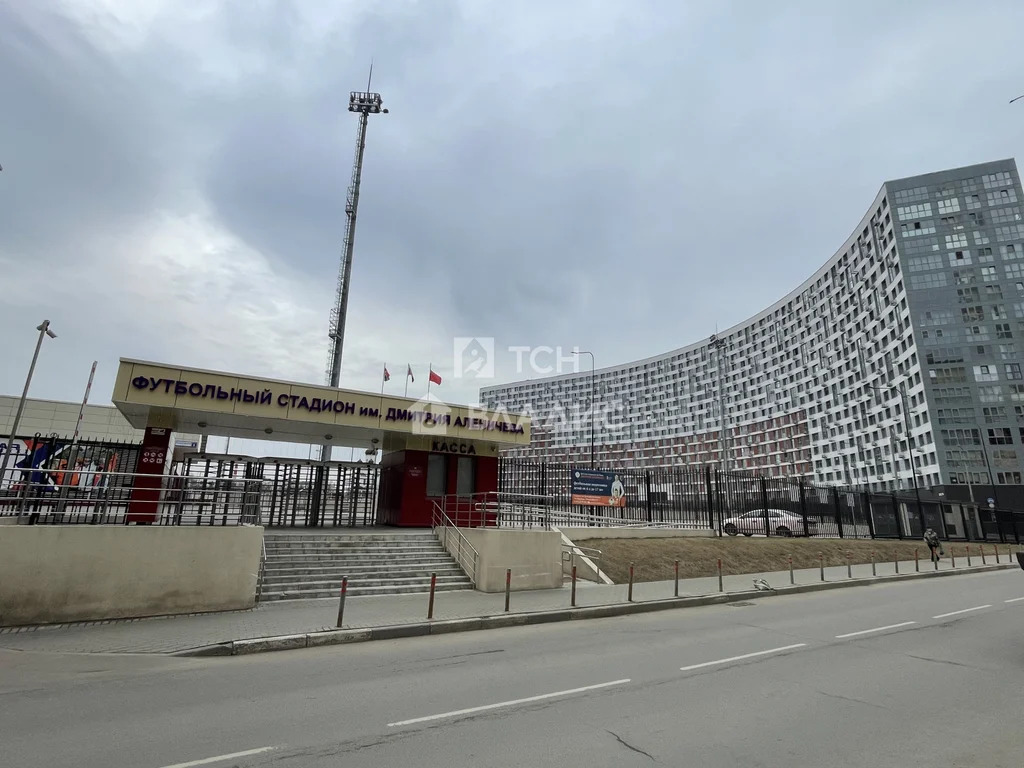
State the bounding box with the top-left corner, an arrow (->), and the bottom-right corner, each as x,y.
1004,597 -> 1024,603
835,621 -> 917,639
158,747 -> 278,768
387,678 -> 631,727
679,644 -> 807,673
932,605 -> 992,619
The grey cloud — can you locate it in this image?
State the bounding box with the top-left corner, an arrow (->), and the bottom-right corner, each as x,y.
3,0 -> 1024,412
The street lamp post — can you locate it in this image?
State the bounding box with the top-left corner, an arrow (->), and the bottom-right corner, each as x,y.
709,334 -> 728,473
0,320 -> 57,489
573,351 -> 595,468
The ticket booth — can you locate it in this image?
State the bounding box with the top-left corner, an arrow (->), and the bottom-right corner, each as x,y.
377,440 -> 500,527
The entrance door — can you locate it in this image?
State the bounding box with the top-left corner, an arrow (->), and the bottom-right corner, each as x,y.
456,455 -> 475,498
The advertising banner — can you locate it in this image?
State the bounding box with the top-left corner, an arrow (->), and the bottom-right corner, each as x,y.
570,467 -> 627,508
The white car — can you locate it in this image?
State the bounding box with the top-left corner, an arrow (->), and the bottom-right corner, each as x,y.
722,509 -> 817,537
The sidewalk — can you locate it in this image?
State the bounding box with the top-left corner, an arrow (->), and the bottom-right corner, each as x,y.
0,557 -> 1012,655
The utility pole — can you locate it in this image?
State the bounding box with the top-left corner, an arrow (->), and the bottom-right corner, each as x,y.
0,320 -> 57,488
710,334 -> 728,473
573,351 -> 596,468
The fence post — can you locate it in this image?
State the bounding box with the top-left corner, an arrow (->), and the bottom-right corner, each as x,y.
832,488 -> 845,539
892,493 -> 905,540
427,573 -> 437,619
674,559 -> 680,597
336,577 -> 348,628
959,505 -> 972,542
704,465 -> 716,533
571,565 -> 577,607
799,480 -> 810,539
863,492 -> 876,539
628,563 -> 635,602
994,509 -> 1007,544
759,475 -> 771,537
717,558 -> 723,592
644,471 -> 653,524
504,568 -> 511,612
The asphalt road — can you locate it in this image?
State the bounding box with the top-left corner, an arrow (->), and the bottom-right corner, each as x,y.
3,569 -> 1023,768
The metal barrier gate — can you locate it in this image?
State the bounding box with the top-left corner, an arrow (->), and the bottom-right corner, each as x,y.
176,455 -> 380,527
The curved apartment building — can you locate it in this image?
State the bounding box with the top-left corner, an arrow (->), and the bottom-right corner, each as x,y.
481,159 -> 1024,494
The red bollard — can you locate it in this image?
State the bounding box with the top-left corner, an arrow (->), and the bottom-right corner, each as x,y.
789,554 -> 794,585
571,565 -> 577,607
336,576 -> 348,628
427,572 -> 437,620
915,548 -> 919,572
674,559 -> 680,598
950,548 -> 956,568
819,552 -> 824,582
995,545 -> 1001,564
504,568 -> 511,612
717,558 -> 723,592
628,563 -> 635,602
981,546 -> 987,565
966,544 -> 971,567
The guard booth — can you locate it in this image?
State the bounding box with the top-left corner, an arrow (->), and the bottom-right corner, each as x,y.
110,359 -> 530,527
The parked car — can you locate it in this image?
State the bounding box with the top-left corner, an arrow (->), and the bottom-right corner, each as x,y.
722,509 -> 818,537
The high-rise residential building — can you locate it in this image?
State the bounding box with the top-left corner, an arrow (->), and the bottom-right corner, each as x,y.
481,159 -> 1024,499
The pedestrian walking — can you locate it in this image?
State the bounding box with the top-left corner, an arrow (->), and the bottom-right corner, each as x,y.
924,527 -> 943,562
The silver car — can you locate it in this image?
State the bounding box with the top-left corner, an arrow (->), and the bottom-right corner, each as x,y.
722,508 -> 818,537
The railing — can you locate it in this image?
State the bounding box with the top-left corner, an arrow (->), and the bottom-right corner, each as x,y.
255,536 -> 268,603
0,467 -> 268,526
431,500 -> 480,586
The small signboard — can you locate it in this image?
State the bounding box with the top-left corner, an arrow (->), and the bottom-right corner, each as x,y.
570,468 -> 627,508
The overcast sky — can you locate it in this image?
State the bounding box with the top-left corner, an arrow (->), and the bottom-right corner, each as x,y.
2,0 -> 1024,455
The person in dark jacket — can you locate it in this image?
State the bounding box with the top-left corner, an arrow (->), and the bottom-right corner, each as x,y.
924,527 -> 943,562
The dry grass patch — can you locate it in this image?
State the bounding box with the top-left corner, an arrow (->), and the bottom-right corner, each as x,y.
573,536 -> 973,583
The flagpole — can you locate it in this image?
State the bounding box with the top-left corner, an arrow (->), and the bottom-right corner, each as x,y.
404,366 -> 409,398
427,362 -> 431,398
381,363 -> 387,396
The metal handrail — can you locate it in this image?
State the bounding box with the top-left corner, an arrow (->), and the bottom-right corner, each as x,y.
431,500 -> 480,586
255,537 -> 267,604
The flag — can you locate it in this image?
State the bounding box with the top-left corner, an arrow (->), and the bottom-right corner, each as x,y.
429,368 -> 442,386
383,364 -> 391,382
406,364 -> 414,382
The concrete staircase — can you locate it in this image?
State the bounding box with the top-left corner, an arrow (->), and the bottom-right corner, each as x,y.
259,531 -> 473,601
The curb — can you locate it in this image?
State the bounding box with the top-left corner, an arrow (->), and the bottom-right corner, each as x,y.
173,563 -> 1018,658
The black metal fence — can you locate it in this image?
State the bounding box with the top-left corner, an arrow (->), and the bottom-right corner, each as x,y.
499,459 -> 1024,544
0,436 -> 380,527
176,456 -> 379,527
1,434 -> 142,523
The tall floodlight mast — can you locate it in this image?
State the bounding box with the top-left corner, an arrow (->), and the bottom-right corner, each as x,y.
326,67 -> 388,389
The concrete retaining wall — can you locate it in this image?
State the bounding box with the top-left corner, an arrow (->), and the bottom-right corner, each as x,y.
0,525 -> 263,627
565,527 -> 716,541
460,528 -> 563,592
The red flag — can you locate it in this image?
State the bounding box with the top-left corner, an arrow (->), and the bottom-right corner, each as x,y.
406,364 -> 414,382
383,365 -> 391,382
429,368 -> 442,386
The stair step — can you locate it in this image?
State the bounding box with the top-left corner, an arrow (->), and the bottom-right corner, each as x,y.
261,569 -> 465,585
259,582 -> 472,600
264,563 -> 463,576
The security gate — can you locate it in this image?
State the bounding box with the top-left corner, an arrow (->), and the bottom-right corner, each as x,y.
176,456 -> 380,527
